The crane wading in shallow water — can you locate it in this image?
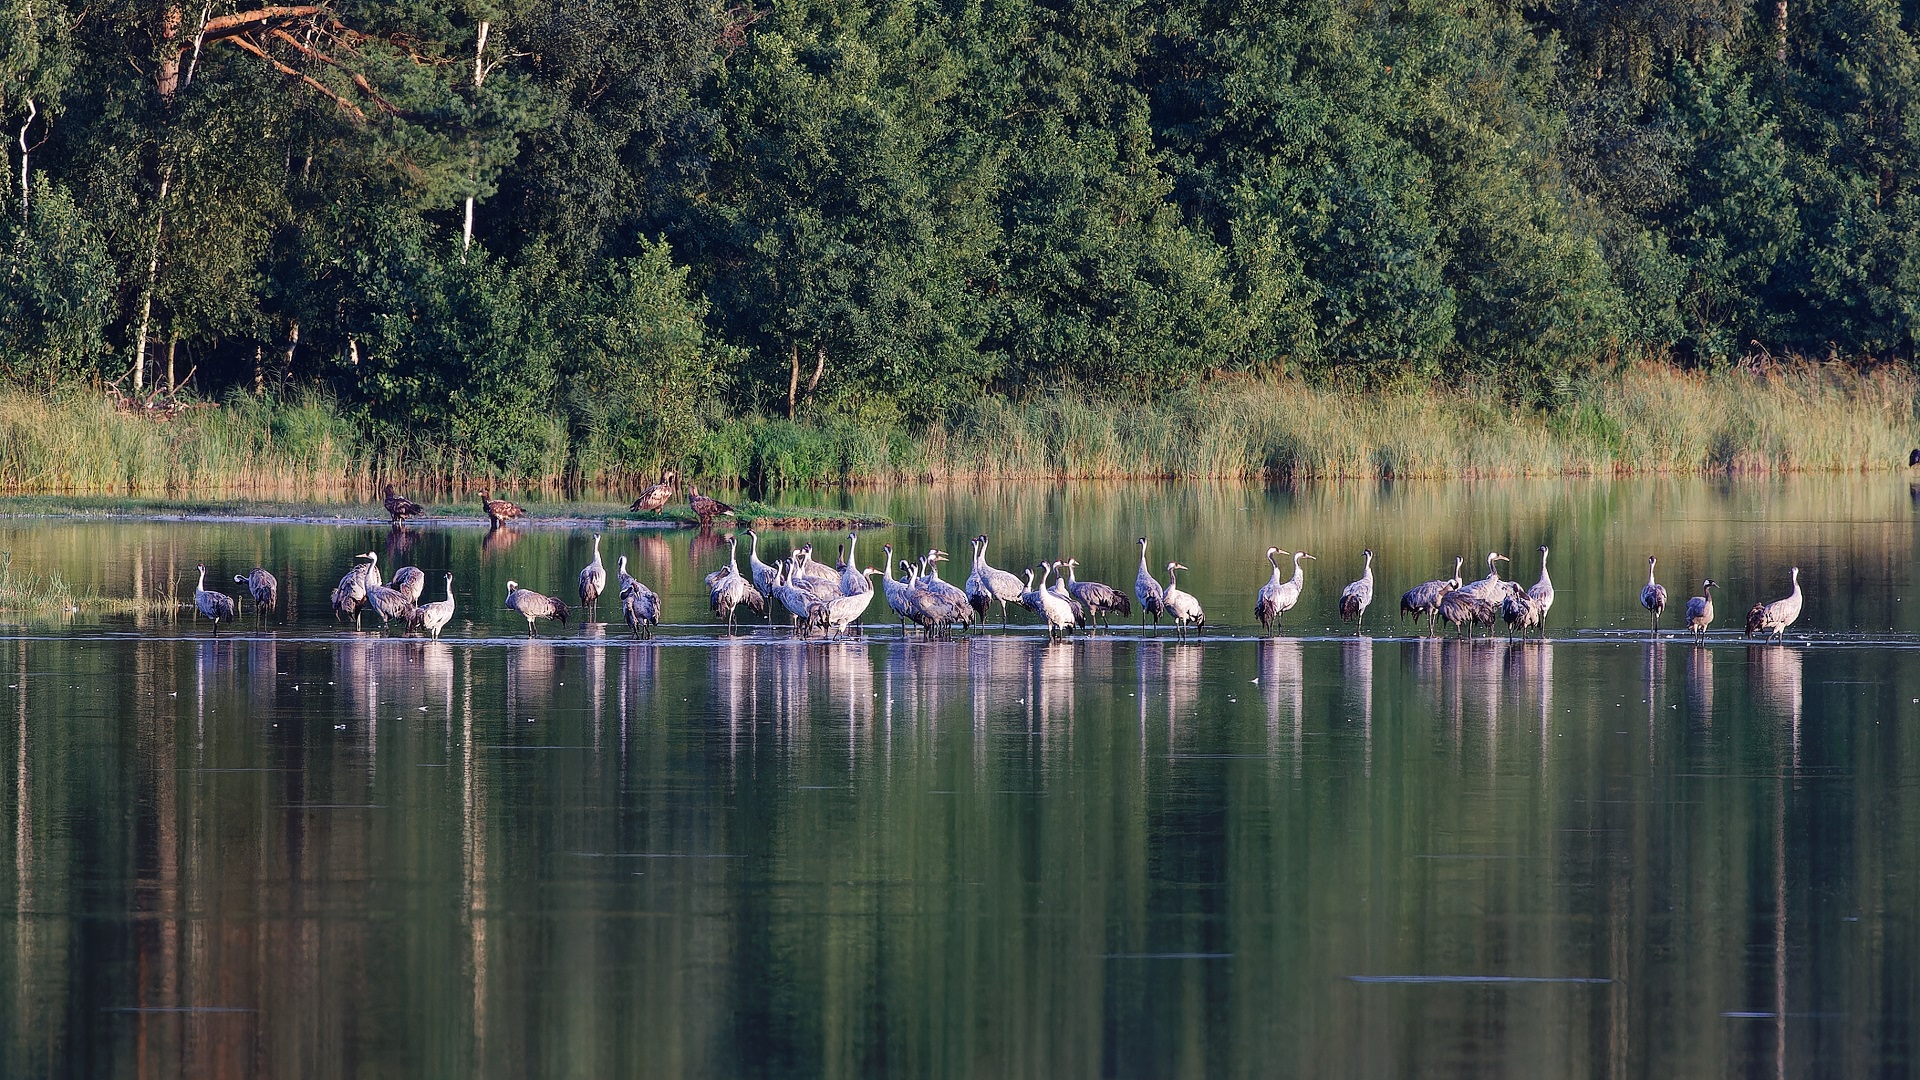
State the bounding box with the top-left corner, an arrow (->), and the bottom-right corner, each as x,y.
194,564 -> 237,631
1338,549 -> 1374,629
504,581 -> 570,636
578,535 -> 606,619
1641,556 -> 1667,636
234,567 -> 277,615
1745,568 -> 1803,641
1163,561 -> 1204,640
1685,579 -> 1716,642
1401,556 -> 1463,634
415,573 -> 457,639
1135,538 -> 1167,629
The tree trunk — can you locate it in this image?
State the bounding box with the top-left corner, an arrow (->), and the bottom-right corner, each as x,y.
155,5 -> 185,102
254,344 -> 264,394
461,19 -> 490,257
787,342 -> 802,420
1775,1 -> 1788,62
16,98 -> 34,222
132,163 -> 174,394
806,343 -> 826,397
283,320 -> 300,382
166,337 -> 177,392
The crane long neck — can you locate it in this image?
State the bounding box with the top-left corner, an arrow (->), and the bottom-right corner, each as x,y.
197,566 -> 206,591
1647,561 -> 1657,586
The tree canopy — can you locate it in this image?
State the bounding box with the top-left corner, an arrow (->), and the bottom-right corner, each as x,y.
4,0 -> 1919,471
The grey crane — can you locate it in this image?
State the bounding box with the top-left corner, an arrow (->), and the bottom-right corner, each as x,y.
1401,556 -> 1464,633
1020,564 -> 1077,639
840,532 -> 872,597
1438,587 -> 1498,638
1456,552 -> 1511,601
967,535 -> 1026,625
880,545 -> 921,633
1256,549 -> 1313,632
578,534 -> 607,617
193,564 -> 237,631
771,562 -> 829,634
1641,556 -> 1667,635
1135,537 -> 1167,628
233,567 -> 277,615
1527,546 -> 1554,627
389,565 -> 426,604
620,555 -> 662,639
1255,547 -> 1285,632
1684,579 -> 1716,642
1047,561 -> 1092,628
824,570 -> 882,636
915,549 -> 974,629
746,530 -> 779,600
330,551 -> 379,625
504,580 -> 570,636
1338,549 -> 1374,628
704,540 -> 762,631
1744,567 -> 1803,641
364,582 -> 417,629
1064,558 -> 1130,627
1163,561 -> 1204,640
416,573 -> 456,639
1501,581 -> 1544,636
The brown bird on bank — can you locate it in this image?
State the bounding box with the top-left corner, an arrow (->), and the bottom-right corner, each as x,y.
479,489 -> 525,529
688,486 -> 736,528
383,483 -> 424,524
629,471 -> 678,513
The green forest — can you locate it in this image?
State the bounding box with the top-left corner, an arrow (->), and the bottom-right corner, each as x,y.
2,0 -> 1919,480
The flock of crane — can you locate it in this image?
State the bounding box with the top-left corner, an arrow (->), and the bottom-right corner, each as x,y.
187,521 -> 1809,645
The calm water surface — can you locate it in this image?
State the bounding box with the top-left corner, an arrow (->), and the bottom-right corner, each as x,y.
2,477 -> 1919,1077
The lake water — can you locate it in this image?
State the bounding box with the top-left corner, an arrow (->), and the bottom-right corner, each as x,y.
1,476 -> 1917,1077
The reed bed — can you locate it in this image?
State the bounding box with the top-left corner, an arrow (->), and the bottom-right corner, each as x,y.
0,362 -> 1914,492
0,551 -> 179,616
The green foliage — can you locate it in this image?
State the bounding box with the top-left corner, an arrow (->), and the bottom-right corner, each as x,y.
0,185 -> 116,385
11,0 -> 1920,472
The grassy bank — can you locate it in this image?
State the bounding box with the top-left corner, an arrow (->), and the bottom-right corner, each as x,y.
2,362 -> 1915,492
0,551 -> 179,616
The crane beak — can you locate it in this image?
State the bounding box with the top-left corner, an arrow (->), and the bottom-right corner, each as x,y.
1301,553 -> 1316,561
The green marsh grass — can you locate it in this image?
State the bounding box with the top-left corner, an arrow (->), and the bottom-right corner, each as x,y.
0,551 -> 179,617
1,362 -> 1914,492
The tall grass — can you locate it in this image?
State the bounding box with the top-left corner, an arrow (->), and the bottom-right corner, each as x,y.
0,362 -> 1914,492
0,551 -> 178,616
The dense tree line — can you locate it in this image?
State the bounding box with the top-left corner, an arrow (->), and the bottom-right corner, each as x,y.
2,0 -> 1918,473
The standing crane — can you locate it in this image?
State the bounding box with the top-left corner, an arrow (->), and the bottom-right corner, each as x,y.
1501,582 -> 1543,636
383,483 -> 424,524
1163,562 -> 1205,639
233,567 -> 277,616
504,581 -> 570,636
1256,549 -> 1313,632
1641,556 -> 1667,635
840,532 -> 872,597
1019,564 -> 1077,639
193,564 -> 238,632
967,535 -> 1026,625
578,534 -> 607,618
1685,579 -> 1716,642
389,565 -> 426,604
1064,558 -> 1130,627
1338,549 -> 1374,629
620,555 -> 662,639
1400,556 -> 1464,633
1527,546 -> 1554,629
1744,567 -> 1803,641
704,539 -> 763,631
416,574 -> 457,639
1456,552 -> 1511,601
1135,537 -> 1167,629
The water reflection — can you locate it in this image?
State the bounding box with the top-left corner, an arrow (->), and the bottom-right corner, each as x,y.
1748,644 -> 1805,767
1685,645 -> 1714,729
1261,639 -> 1304,771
